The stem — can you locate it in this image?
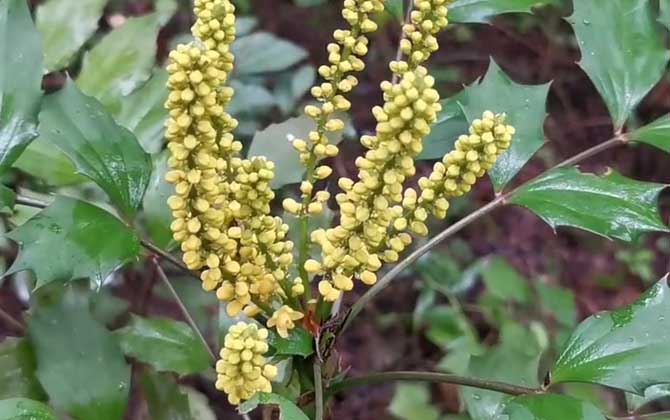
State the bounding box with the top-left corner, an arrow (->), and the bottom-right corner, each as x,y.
0,307 -> 24,334
15,195 -> 48,209
391,0 -> 413,85
314,362 -> 325,420
153,260 -> 217,362
609,412 -> 670,420
343,134 -> 627,332
327,371 -> 542,396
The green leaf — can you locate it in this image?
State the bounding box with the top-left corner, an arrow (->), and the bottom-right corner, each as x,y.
232,32 -> 308,75
0,0 -> 43,171
113,69 -> 169,154
0,398 -> 57,420
141,152 -> 174,250
424,306 -> 477,349
274,65 -> 316,115
154,0 -> 178,25
536,282 -> 576,327
417,96 -> 469,160
77,13 -> 160,106
462,323 -> 541,420
448,0 -> 560,24
661,2 -> 670,31
631,113 -> 670,153
116,315 -> 211,375
458,59 -> 549,191
385,0 -> 404,21
566,0 -> 670,130
248,116 -> 342,188
36,0 -> 107,71
552,277 -> 670,394
142,371 -> 193,420
239,392 -> 310,420
28,296 -> 130,420
0,185 -> 14,215
389,383 -> 439,420
509,167 -> 669,242
13,136 -> 86,186
39,81 -> 152,217
501,394 -> 606,420
228,80 -> 276,116
0,339 -> 45,400
5,196 -> 140,289
626,384 -> 670,412
268,328 -> 314,358
480,256 -> 531,304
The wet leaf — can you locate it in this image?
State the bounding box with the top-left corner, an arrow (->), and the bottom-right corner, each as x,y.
0,398 -> 57,420
142,371 -> 193,420
141,152 -> 174,250
631,113 -> 670,153
268,328 -> 314,358
239,392 -> 309,420
13,136 -> 86,186
501,394 -> 606,420
0,339 -> 45,400
448,0 -> 561,24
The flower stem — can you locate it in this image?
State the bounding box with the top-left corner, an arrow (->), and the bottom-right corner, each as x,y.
314,362 -> 325,420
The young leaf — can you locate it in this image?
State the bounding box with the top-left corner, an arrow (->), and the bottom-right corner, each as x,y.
142,371 -> 193,420
115,315 -> 211,375
232,32 -> 308,75
5,196 -> 140,289
0,0 -> 43,171
0,185 -> 14,215
28,297 -> 131,420
552,276 -> 670,394
502,394 -> 606,420
458,59 -> 550,191
509,167 -> 669,242
448,0 -> 561,24
239,392 -> 310,420
0,398 -> 57,420
36,0 -> 107,71
77,13 -> 161,106
39,81 -> 152,217
268,328 -> 314,358
141,152 -> 175,250
389,383 -> 440,420
630,114 -> 670,153
566,0 -> 670,130
0,338 -> 45,400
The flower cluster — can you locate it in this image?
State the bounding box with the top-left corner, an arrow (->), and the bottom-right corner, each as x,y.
216,322 -> 278,405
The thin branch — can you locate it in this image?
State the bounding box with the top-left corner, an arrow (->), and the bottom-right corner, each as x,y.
15,195 -> 48,209
327,371 -> 543,396
153,260 -> 217,362
391,0 -> 413,85
140,239 -> 199,280
314,362 -> 325,420
343,134 -> 628,332
609,412 -> 670,420
0,307 -> 24,334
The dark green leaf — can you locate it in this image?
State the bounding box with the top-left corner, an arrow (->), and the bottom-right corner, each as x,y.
552,277 -> 670,394
268,328 -> 314,358
36,0 -> 107,71
536,282 -> 576,327
417,96 -> 469,160
28,296 -> 130,420
116,315 -> 211,375
458,59 -> 549,191
141,152 -> 174,250
39,81 -> 152,217
239,392 -> 310,420
509,167 -> 669,242
0,0 -> 43,171
502,394 -> 606,420
232,32 -> 307,75
5,196 -> 140,289
0,398 -> 57,420
0,185 -> 14,215
480,256 -> 531,304
142,371 -> 193,420
389,383 -> 439,420
77,14 -> 160,106
13,136 -> 86,186
566,0 -> 670,129
0,339 -> 45,400
631,113 -> 670,152
448,0 -> 560,24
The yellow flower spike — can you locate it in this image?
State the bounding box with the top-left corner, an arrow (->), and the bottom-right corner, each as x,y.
216,322 -> 276,404
267,306 -> 305,338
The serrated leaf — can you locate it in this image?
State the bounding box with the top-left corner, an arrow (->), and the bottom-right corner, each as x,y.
509,167 -> 669,242
141,152 -> 174,250
268,328 -> 314,358
77,13 -> 160,106
417,96 -> 469,160
0,398 -> 57,420
36,0 -> 107,71
0,339 -> 45,400
142,371 -> 193,420
458,59 -> 549,191
0,0 -> 43,171
239,392 -> 310,420
480,256 -> 531,304
232,32 -> 308,75
631,113 -> 670,153
448,0 -> 560,24
115,315 -> 211,375
501,394 -> 606,420
248,116 -> 342,188
389,383 -> 440,420
0,185 -> 14,215
39,81 -> 152,217
113,69 -> 169,154
5,196 -> 140,289
552,276 -> 670,394
13,136 -> 86,186
566,0 -> 670,130
28,296 -> 130,420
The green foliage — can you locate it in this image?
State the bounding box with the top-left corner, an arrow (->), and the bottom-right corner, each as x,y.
141,152 -> 174,249
0,0 -> 43,171
115,315 -> 212,375
631,113 -> 670,152
28,295 -> 130,420
0,339 -> 44,400
566,0 -> 670,130
389,383 -> 440,420
268,328 -> 315,358
448,0 -> 560,24
0,398 -> 57,420
5,197 -> 140,289
142,371 -> 194,420
36,0 -> 107,71
480,256 -> 531,304
231,32 -> 308,75
502,394 -> 606,420
0,185 -> 14,214
13,136 -> 86,186
239,392 -> 310,420
39,81 -> 152,217
509,167 -> 669,242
